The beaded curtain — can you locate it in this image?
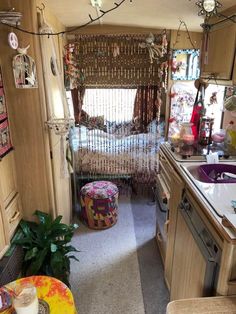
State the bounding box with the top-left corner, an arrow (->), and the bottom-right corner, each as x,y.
65,32 -> 169,184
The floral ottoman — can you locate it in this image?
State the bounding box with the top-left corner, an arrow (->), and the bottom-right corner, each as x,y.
80,181 -> 119,229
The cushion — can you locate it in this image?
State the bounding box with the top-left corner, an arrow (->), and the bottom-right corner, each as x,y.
81,115 -> 106,131
80,181 -> 119,199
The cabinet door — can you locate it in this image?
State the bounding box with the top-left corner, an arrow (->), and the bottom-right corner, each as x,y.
0,206 -> 8,259
0,152 -> 17,207
164,170 -> 184,289
170,209 -> 206,300
201,24 -> 236,80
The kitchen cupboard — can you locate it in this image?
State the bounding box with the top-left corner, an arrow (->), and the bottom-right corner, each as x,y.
201,23 -> 236,80
170,202 -> 207,300
158,143 -> 236,300
156,149 -> 184,289
170,189 -> 222,300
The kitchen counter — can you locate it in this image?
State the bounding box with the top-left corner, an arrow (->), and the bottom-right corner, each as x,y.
160,143 -> 236,242
166,296 -> 236,314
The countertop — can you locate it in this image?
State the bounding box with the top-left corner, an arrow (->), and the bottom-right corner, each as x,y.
160,143 -> 236,241
166,296 -> 236,314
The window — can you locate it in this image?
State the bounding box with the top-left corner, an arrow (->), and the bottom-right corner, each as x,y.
83,88 -> 137,122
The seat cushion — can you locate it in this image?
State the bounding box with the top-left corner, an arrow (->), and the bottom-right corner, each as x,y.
80,181 -> 118,199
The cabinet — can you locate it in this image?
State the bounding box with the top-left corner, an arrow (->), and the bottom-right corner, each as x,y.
170,190 -> 222,300
201,23 -> 236,80
156,148 -> 184,289
170,205 -> 207,300
0,152 -> 22,258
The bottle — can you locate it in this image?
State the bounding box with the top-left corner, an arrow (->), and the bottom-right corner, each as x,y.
225,121 -> 236,150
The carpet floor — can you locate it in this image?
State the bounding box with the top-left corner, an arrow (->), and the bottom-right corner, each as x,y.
70,191 -> 169,314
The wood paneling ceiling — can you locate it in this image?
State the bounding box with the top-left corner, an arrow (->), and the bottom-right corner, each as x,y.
43,0 -> 236,31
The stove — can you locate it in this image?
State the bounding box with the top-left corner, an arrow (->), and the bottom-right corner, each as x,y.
163,142 -> 236,162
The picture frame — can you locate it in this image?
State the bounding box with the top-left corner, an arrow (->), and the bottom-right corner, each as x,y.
0,119 -> 13,159
171,49 -> 200,81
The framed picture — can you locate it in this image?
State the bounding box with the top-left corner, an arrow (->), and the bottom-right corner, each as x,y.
0,119 -> 13,159
171,49 -> 200,81
0,88 -> 7,122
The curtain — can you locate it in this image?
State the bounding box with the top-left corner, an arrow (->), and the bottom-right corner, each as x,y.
133,85 -> 161,132
71,86 -> 85,124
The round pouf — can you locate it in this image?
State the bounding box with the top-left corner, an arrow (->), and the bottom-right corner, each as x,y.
80,181 -> 119,229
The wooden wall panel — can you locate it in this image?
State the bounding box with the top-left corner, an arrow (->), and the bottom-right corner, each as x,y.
0,0 -> 52,220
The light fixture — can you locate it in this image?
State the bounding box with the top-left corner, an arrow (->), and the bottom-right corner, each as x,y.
196,0 -> 222,17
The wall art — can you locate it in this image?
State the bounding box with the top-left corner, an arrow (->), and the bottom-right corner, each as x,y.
171,49 -> 200,81
0,119 -> 13,159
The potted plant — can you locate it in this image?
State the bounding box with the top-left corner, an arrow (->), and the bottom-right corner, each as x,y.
14,210 -> 79,287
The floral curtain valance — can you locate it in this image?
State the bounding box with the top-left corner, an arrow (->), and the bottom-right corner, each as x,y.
64,32 -> 169,88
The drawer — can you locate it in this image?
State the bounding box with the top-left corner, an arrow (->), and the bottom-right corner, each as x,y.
5,194 -> 22,238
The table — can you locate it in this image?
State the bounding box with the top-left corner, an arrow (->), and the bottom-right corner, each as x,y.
2,276 -> 77,314
167,296 -> 236,314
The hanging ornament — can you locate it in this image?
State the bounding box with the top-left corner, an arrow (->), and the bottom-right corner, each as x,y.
196,0 -> 222,17
8,32 -> 18,50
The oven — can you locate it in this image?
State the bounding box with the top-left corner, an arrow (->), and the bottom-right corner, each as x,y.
170,190 -> 222,300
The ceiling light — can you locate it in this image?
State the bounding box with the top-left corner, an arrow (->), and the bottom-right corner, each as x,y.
196,0 -> 222,17
90,0 -> 102,8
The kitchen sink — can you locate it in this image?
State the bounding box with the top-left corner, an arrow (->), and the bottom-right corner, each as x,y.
184,164 -> 236,183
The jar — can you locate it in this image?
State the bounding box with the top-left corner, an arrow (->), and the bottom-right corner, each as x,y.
198,116 -> 214,145
12,283 -> 38,314
180,122 -> 195,145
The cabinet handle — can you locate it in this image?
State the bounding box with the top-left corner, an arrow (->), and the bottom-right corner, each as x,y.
9,211 -> 20,223
164,220 -> 170,235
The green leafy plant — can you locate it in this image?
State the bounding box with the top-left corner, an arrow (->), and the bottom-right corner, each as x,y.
14,210 -> 79,287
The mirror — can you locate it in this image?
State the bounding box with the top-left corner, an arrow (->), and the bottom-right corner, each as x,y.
171,49 -> 200,81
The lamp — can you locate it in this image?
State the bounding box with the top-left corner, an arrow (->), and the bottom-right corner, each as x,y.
196,0 -> 222,17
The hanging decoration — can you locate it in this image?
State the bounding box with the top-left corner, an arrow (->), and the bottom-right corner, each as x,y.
0,0 -> 130,37
65,32 -> 169,88
139,32 -> 168,64
196,0 -> 222,17
12,45 -> 38,88
0,10 -> 22,26
171,49 -> 200,81
8,32 -> 18,50
39,15 -> 74,178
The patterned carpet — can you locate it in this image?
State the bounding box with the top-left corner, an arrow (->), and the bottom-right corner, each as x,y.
70,190 -> 169,314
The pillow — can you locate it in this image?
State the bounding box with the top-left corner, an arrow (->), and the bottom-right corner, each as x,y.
147,120 -> 158,133
147,119 -> 165,136
114,121 -> 134,136
106,120 -> 117,134
81,115 -> 106,131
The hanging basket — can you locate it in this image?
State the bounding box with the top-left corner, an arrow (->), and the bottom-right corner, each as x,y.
46,117 -> 74,136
